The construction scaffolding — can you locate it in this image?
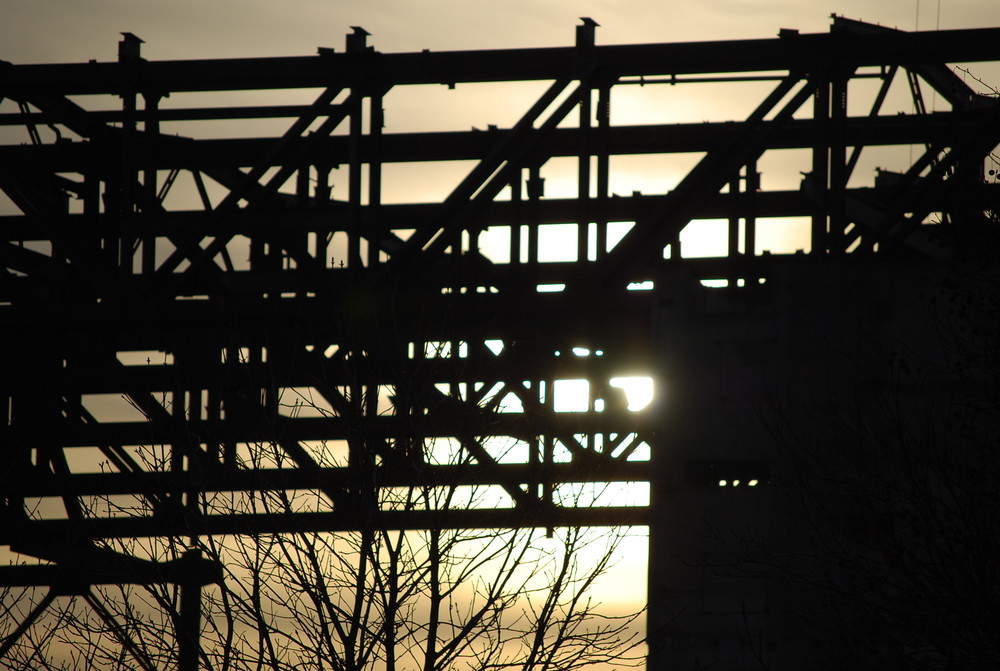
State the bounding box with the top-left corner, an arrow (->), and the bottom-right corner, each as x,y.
1,16 -> 998,668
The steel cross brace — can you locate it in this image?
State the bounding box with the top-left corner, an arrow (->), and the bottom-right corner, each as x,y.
840,101 -> 1000,253
155,86 -> 349,278
582,71 -> 815,291
381,76 -> 589,282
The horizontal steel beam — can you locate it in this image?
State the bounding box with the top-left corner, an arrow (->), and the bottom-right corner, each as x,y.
0,112 -> 991,170
11,412 -> 658,447
0,276 -> 659,332
0,103 -> 347,125
0,505 -> 650,540
3,352 -> 653,394
0,190 -> 811,242
7,461 -> 651,498
2,182 -> 989,252
3,26 -> 1000,95
0,552 -> 222,588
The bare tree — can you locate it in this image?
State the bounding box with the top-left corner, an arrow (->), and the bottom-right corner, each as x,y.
2,384 -> 645,671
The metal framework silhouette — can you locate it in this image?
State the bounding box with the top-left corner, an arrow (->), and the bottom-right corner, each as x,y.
1,16 -> 998,669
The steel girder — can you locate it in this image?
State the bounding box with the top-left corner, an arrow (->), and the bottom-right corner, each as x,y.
1,14 -> 999,666
0,14 -> 997,535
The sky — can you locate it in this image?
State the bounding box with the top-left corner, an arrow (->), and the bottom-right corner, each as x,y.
3,0 -> 1000,65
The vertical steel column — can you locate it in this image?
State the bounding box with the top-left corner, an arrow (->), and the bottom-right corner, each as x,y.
595,85 -> 611,260
829,73 -> 849,253
50,434 -> 84,521
205,385 -> 222,467
117,33 -> 142,279
728,173 -> 741,258
315,162 -> 333,267
577,18 -> 597,264
348,90 -> 363,269
527,166 -> 543,269
9,336 -> 61,528
367,90 -> 384,268
178,550 -> 204,671
0,381 -> 9,520
343,68 -> 369,509
542,371 -> 555,537
364,116 -> 383,490
346,26 -> 372,271
169,349 -> 187,513
511,169 -> 523,265
578,84 -> 592,263
141,92 -> 160,275
83,141 -> 101,217
811,74 -> 830,255
184,379 -> 201,522
744,162 -> 759,257
807,72 -> 830,254
296,162 -> 310,207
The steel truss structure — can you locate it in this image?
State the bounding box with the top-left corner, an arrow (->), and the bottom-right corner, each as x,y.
2,15 -> 999,668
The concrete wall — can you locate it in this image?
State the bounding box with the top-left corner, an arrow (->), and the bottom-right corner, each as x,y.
646,256 -> 956,669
